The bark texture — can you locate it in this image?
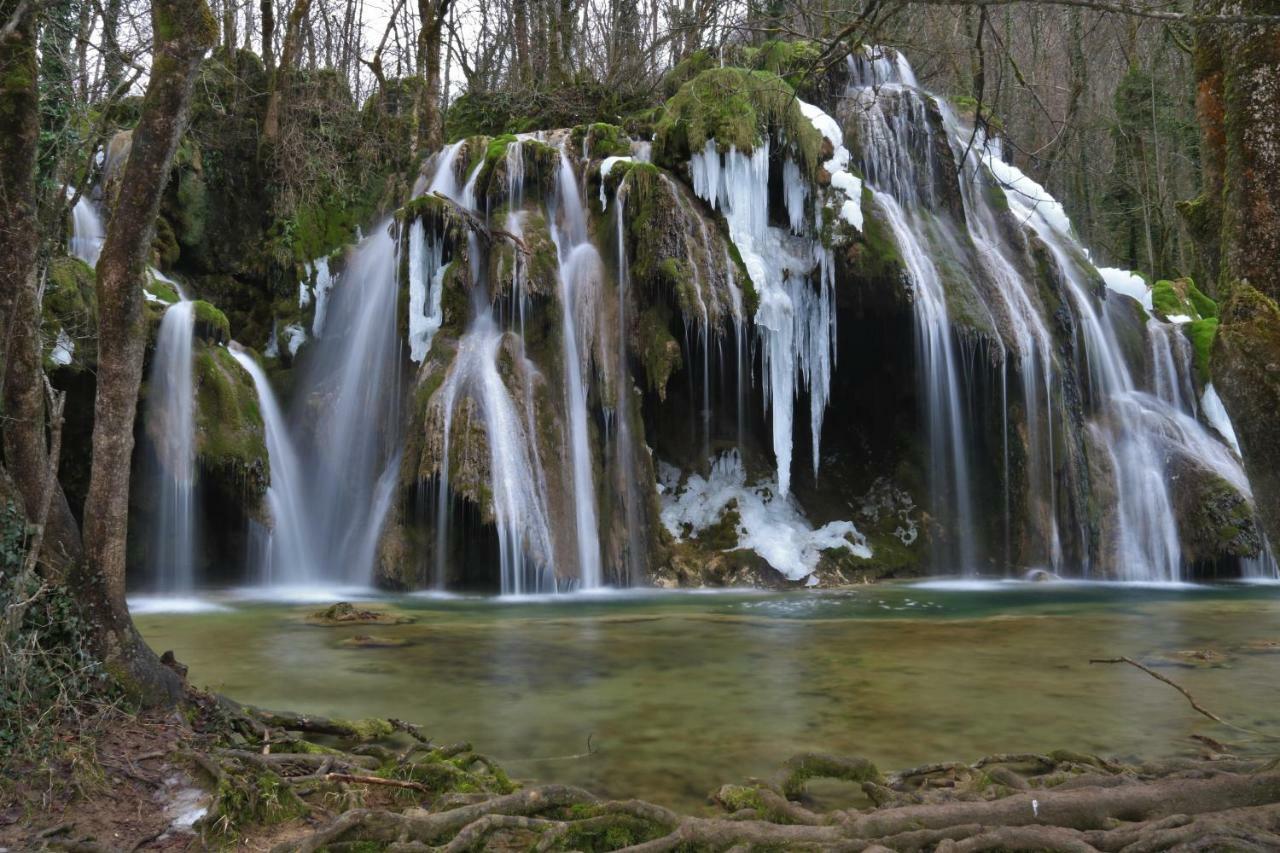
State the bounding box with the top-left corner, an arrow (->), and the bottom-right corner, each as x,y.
0,0 -> 82,573
78,0 -> 218,705
1191,2 -> 1280,547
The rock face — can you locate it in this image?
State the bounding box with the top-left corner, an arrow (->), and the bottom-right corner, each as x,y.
1214,287 -> 1280,549
1188,5 -> 1280,550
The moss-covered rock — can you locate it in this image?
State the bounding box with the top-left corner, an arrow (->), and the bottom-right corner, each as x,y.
192,299 -> 230,344
654,67 -> 826,180
1152,277 -> 1216,321
1186,317 -> 1218,384
193,341 -> 268,500
1172,465 -> 1261,565
576,122 -> 631,158
1214,283 -> 1280,548
41,256 -> 98,371
636,306 -> 682,400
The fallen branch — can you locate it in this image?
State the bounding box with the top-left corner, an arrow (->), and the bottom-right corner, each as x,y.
1089,656 -> 1280,740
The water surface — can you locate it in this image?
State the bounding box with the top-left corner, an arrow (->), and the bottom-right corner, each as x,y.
135,582 -> 1280,809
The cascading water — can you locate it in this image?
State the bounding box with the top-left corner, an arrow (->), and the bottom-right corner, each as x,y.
228,346 -> 318,585
280,224 -> 404,587
550,149 -> 604,588
435,315 -> 557,594
183,48 -> 1272,593
144,292 -> 197,593
842,46 -> 1265,580
872,192 -> 979,572
70,196 -> 105,266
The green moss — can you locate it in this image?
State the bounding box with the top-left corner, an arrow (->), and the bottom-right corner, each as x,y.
1152,277 -> 1210,321
637,306 -> 682,400
697,503 -> 741,550
716,784 -> 765,813
654,67 -> 825,180
582,122 -> 631,158
1187,317 -> 1219,384
662,49 -> 717,97
1187,279 -> 1218,319
42,257 -> 98,370
193,343 -> 267,497
207,769 -> 306,837
848,191 -> 905,283
191,299 -> 230,343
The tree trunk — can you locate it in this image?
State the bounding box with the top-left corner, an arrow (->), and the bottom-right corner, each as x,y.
78,0 -> 217,706
512,0 -> 530,85
1189,1 -> 1280,549
263,0 -> 311,142
415,0 -> 448,152
261,0 -> 275,73
0,0 -> 83,575
102,0 -> 125,94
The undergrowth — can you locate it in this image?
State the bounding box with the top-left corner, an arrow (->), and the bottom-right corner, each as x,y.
0,502 -> 118,781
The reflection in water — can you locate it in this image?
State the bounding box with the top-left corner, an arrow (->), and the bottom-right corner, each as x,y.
135,585 -> 1280,809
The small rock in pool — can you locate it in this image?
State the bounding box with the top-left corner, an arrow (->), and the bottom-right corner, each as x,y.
339,634 -> 411,649
1023,568 -> 1061,582
307,601 -> 415,626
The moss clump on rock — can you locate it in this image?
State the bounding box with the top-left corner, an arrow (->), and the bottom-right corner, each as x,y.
42,256 -> 98,370
577,122 -> 631,158
637,306 -> 682,400
193,342 -> 267,498
654,67 -> 826,180
191,299 -> 230,344
1187,317 -> 1219,384
1152,277 -> 1215,321
308,601 -> 416,626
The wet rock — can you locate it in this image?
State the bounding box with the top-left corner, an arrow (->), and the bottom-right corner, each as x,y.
308,602 -> 415,626
339,634 -> 412,648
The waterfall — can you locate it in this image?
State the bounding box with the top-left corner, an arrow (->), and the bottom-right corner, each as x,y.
227,346 -> 318,585
145,294 -> 197,593
287,223 -> 403,586
844,47 -> 1268,580
872,191 -> 978,572
437,316 -> 556,594
70,196 -> 105,266
550,150 -> 604,588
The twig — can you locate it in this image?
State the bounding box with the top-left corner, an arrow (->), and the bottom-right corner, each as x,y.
1090,656 -> 1280,740
322,772 -> 432,792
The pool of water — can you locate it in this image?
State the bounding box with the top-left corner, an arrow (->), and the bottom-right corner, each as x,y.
134,581 -> 1280,809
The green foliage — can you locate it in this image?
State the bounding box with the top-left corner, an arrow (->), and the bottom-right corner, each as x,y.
1187,317 -> 1219,384
0,503 -> 116,767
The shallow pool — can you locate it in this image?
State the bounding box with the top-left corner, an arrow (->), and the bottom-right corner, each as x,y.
134,581 -> 1280,809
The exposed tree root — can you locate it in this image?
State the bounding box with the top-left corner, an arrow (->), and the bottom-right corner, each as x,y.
158,687 -> 1280,851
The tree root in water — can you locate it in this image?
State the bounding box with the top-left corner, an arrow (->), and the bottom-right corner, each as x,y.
163,687 -> 1280,852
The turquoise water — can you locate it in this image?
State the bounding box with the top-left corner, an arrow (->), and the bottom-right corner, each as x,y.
135,581 -> 1280,809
